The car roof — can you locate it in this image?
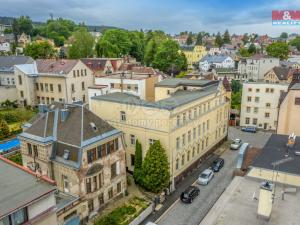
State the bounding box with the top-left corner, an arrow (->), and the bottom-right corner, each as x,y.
202,169 -> 212,174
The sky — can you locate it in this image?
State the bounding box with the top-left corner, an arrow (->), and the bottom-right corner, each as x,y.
1,0 -> 300,36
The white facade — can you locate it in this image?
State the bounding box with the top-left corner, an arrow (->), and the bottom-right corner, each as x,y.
240,82 -> 289,130
0,41 -> 10,52
208,47 -> 221,55
199,55 -> 234,71
238,56 -> 280,81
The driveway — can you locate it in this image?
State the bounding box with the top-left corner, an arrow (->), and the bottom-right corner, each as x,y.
155,148 -> 238,225
228,127 -> 272,148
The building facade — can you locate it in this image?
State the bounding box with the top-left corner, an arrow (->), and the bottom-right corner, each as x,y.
90,79 -> 231,189
181,45 -> 207,69
199,55 -> 234,71
264,66 -> 293,83
240,82 -> 288,130
19,102 -> 127,223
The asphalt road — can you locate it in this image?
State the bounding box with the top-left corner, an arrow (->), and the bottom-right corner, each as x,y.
156,147 -> 238,225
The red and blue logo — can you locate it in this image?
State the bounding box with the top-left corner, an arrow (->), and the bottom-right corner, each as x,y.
272,10 -> 300,25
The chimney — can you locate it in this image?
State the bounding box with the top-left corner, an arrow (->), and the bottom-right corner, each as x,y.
38,104 -> 47,113
61,109 -> 69,122
257,181 -> 274,221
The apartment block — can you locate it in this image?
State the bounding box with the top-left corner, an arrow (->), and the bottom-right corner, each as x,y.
90,78 -> 231,189
19,102 -> 127,223
240,82 -> 288,130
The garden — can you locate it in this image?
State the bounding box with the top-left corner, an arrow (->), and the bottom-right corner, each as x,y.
94,197 -> 151,225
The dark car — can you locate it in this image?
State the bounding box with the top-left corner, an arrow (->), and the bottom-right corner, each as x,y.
180,186 -> 200,203
241,126 -> 256,133
211,158 -> 224,172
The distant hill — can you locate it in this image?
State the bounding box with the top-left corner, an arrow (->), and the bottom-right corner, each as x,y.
0,16 -> 121,33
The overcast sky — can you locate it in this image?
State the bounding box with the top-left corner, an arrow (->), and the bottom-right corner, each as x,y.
1,0 -> 300,36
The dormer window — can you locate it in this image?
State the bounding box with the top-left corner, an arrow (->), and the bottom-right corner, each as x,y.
120,111 -> 126,121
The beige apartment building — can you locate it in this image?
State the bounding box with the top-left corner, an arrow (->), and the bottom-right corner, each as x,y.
90,78 -> 231,188
19,102 -> 127,223
264,66 -> 293,83
15,59 -> 94,106
277,83 -> 300,136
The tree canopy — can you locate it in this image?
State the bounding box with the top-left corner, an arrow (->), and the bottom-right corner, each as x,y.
24,41 -> 56,59
215,32 -> 223,47
223,29 -> 231,44
68,28 -> 94,59
266,42 -> 289,60
133,140 -> 143,185
195,32 -> 203,45
290,37 -> 300,51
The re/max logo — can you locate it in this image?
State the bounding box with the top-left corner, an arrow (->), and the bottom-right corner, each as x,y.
272,10 -> 300,26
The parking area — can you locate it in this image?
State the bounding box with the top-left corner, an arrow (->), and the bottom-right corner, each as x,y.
156,146 -> 238,225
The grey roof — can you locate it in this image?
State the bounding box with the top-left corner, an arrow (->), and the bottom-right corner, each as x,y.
290,83 -> 300,90
92,81 -> 220,110
0,159 -> 56,217
0,56 -> 33,72
272,66 -> 291,80
200,55 -> 232,63
155,78 -> 218,88
251,134 -> 300,175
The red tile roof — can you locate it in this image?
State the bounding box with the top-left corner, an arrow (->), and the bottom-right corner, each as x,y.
36,59 -> 79,74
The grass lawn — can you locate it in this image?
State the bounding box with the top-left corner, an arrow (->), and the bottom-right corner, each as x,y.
8,122 -> 22,132
0,108 -> 37,125
94,197 -> 150,225
7,152 -> 22,165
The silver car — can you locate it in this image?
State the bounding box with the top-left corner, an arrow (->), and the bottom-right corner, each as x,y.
230,138 -> 242,150
197,169 -> 214,185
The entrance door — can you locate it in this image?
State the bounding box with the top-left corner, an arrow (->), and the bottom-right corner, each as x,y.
264,123 -> 268,130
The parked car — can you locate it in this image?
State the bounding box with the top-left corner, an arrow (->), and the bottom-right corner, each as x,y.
230,138 -> 242,150
180,186 -> 200,203
197,169 -> 214,185
211,158 -> 224,172
241,126 -> 256,133
146,223 -> 157,225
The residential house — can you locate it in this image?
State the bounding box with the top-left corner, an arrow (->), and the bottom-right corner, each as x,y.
81,58 -> 114,76
0,56 -> 33,102
199,55 -> 234,71
280,61 -> 300,70
18,32 -> 31,47
206,46 -> 221,55
14,59 -> 94,106
0,156 -> 58,225
173,34 -> 189,45
264,66 -> 293,83
0,36 -> 10,52
220,44 -> 237,55
240,82 -> 289,130
238,54 -> 280,81
88,66 -> 162,104
19,102 -> 127,223
90,78 -> 231,189
213,68 -> 238,82
180,45 -> 207,69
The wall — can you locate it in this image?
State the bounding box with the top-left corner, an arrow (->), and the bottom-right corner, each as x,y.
28,192 -> 56,219
0,85 -> 17,102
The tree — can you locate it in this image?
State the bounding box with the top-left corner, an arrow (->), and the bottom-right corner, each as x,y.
141,141 -> 170,193
4,28 -> 12,34
186,33 -> 193,45
68,28 -> 94,59
280,32 -> 288,39
0,119 -> 10,140
195,32 -> 203,45
242,33 -> 249,44
290,37 -> 300,51
231,80 -> 242,93
24,41 -> 55,59
223,29 -> 231,44
266,42 -> 289,60
239,48 -> 251,57
248,43 -> 257,54
152,39 -> 187,75
17,16 -> 33,35
215,32 -> 223,47
143,39 -> 157,66
133,140 -> 143,184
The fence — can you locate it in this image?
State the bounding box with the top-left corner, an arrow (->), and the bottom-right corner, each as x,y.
129,203 -> 154,225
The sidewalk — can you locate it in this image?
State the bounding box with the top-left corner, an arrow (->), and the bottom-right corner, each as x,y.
140,152 -> 220,225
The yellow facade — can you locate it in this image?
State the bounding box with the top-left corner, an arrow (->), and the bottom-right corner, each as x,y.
182,45 -> 207,68
90,82 -> 230,187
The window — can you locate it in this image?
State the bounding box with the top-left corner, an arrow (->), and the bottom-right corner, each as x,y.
46,97 -> 50,104
88,199 -> 94,213
87,148 -> 97,164
256,88 -> 260,93
167,90 -> 170,95
85,69 -> 87,76
50,84 -> 53,92
198,125 -> 201,136
120,111 -> 126,121
176,159 -> 179,170
63,175 -> 70,193
207,120 -> 210,131
194,108 -> 197,118
117,182 -> 122,193
18,75 -> 22,85
266,88 -> 269,93
248,88 -> 252,92
255,97 -> 259,103
245,117 -> 250,124
246,107 -> 251,113
82,95 -> 85,102
81,82 -> 85,90
27,143 -> 32,155
188,131 -> 191,143
111,161 -> 120,179
73,70 -> 76,77
45,83 -> 49,92
181,154 -> 185,166
254,107 -> 258,113
247,96 -> 251,102
58,84 -> 62,92
71,84 -> 75,92
197,144 -> 200,154
206,137 -> 209,147
98,193 -> 104,205
176,115 -> 180,127
266,103 -> 271,108
4,208 -> 28,225
183,113 -> 186,124
149,139 -> 157,145
86,178 -> 91,193
127,84 -> 131,90
93,176 -> 98,191
111,83 -> 114,88
131,154 -> 135,166
192,147 -> 195,158
265,112 -> 270,118
33,145 -> 38,157
176,137 -> 180,150
253,118 -> 257,125
199,105 -> 202,115
81,69 -> 84,76
36,83 -> 39,91
108,188 -> 113,199
203,122 -> 205,134
20,91 -> 24,98
189,110 -> 192,120
40,83 -> 44,91
51,97 -> 54,103
193,128 -> 196,139
182,134 -> 186,146
187,151 -> 190,161
134,85 -> 138,92
130,134 -> 135,145
270,88 -> 274,93
295,97 -> 300,105
208,102 -> 210,110
77,70 -> 80,77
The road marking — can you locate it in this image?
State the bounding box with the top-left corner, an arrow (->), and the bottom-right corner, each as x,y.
155,198 -> 180,224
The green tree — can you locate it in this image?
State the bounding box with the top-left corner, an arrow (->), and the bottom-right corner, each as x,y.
223,29 -> 231,44
280,32 -> 288,39
24,41 -> 55,59
144,39 -> 157,66
290,37 -> 300,51
128,31 -> 145,62
215,32 -> 223,47
231,80 -> 242,93
141,141 -> 170,193
239,48 -> 251,57
0,119 -> 10,139
266,42 -> 289,60
186,33 -> 193,45
133,140 -> 143,184
17,16 -> 33,35
248,43 -> 257,54
4,28 -> 12,34
242,33 -> 249,44
195,32 -> 203,45
68,28 -> 94,59
152,39 -> 187,75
